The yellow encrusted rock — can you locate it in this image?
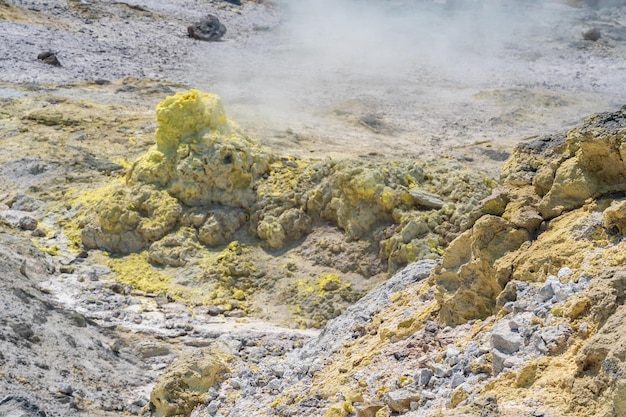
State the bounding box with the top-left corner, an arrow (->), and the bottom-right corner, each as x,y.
154,90 -> 230,157
146,344 -> 233,417
603,198 -> 626,236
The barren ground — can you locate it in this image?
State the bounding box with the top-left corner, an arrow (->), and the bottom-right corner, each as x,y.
1,0 -> 626,415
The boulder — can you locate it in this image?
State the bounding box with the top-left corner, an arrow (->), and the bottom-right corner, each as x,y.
187,15 -> 226,42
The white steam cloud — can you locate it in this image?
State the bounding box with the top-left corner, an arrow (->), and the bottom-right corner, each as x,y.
193,0 -> 626,156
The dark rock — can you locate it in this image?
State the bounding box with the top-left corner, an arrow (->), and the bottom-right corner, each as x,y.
424,320 -> 439,333
37,51 -> 62,67
479,148 -> 510,161
583,28 -> 601,41
116,85 -> 137,93
18,216 -> 38,231
109,282 -> 130,295
188,15 -> 226,42
299,397 -> 319,407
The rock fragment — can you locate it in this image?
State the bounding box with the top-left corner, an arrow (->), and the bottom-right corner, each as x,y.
147,345 -> 232,417
582,28 -> 601,41
37,51 -> 62,67
354,403 -> 384,417
415,368 -> 433,386
188,15 -> 226,42
18,216 -> 38,231
449,384 -> 469,408
58,383 -> 73,395
603,199 -> 626,236
490,320 -> 523,354
409,189 -> 444,209
384,388 -> 421,413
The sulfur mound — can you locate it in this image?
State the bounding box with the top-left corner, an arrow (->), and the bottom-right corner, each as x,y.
254,158 -> 493,271
129,90 -> 272,208
76,90 -> 494,324
79,90 -> 493,270
80,90 -> 272,254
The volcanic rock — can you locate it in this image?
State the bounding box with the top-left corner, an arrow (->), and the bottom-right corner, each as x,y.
187,15 -> 226,42
582,28 -> 601,41
36,51 -> 61,67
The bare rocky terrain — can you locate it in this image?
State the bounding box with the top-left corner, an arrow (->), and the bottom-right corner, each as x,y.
0,0 -> 626,416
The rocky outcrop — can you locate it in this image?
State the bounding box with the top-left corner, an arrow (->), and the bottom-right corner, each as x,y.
0,220 -> 153,416
432,106 -> 626,326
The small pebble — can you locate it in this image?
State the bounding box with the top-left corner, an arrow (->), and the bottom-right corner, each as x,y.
58,383 -> 73,395
582,28 -> 601,41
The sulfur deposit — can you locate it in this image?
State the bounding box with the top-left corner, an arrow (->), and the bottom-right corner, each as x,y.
76,90 -> 494,325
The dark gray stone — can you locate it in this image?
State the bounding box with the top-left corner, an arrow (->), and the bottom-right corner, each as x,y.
37,51 -> 61,67
583,28 -> 601,41
188,15 -> 226,42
